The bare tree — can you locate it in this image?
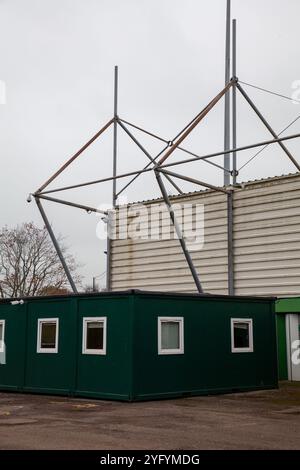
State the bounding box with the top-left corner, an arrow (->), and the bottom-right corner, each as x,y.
0,223 -> 81,298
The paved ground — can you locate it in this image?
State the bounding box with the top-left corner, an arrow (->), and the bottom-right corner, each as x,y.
0,382 -> 299,450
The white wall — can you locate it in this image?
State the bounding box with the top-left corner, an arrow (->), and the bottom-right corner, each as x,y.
110,173 -> 300,297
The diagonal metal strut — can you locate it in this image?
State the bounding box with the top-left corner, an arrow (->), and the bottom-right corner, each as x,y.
35,197 -> 78,293
236,83 -> 300,172
154,170 -> 203,294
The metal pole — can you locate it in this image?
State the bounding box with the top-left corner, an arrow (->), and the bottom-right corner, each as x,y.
119,118 -> 230,173
158,168 -> 230,194
159,131 -> 300,170
36,194 -> 108,215
35,197 -> 78,293
38,129 -> 300,197
224,0 -> 231,186
158,82 -> 233,166
119,118 -> 168,144
227,191 -> 234,295
237,83 -> 300,172
108,65 -> 118,292
118,119 -> 183,194
118,119 -> 155,164
105,244 -> 111,291
36,119 -> 114,193
38,167 -> 155,196
161,174 -> 184,194
120,100 -> 212,149
106,210 -> 113,291
155,170 -> 203,294
116,108 -> 231,198
229,19 -> 236,295
116,144 -> 169,198
112,66 -> 118,207
232,19 -> 237,185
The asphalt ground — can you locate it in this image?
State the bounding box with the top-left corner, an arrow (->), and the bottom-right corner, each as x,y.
0,382 -> 299,450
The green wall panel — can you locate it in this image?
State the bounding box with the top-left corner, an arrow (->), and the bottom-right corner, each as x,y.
132,294 -> 278,400
276,297 -> 300,313
0,303 -> 27,390
276,314 -> 288,381
75,297 -> 132,399
24,299 -> 77,394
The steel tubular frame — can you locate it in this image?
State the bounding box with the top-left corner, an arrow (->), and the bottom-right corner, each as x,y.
112,66 -> 118,207
157,82 -> 233,166
154,170 -> 203,294
36,194 -> 108,215
157,131 -> 300,171
157,168 -> 230,195
36,123 -> 300,197
118,118 -> 229,173
232,19 -> 237,185
151,83 -> 234,294
32,66 -> 300,295
35,197 -> 78,293
36,119 -> 114,194
227,191 -> 234,295
107,66 -> 119,291
115,143 -> 169,198
229,17 -> 237,295
117,119 -> 184,194
224,0 -> 231,186
236,83 -> 300,172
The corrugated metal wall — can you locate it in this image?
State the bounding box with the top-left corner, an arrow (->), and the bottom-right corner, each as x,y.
110,173 -> 300,297
233,174 -> 300,296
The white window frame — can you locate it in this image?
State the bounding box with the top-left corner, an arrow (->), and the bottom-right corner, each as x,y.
158,317 -> 184,355
82,317 -> 107,355
231,318 -> 254,353
0,320 -> 5,353
37,318 -> 59,354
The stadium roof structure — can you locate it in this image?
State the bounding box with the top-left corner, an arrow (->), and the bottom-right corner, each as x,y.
29,13 -> 300,295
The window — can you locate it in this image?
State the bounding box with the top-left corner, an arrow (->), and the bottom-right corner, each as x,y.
231,319 -> 253,353
0,320 -> 5,353
158,317 -> 184,355
37,318 -> 59,353
82,317 -> 107,355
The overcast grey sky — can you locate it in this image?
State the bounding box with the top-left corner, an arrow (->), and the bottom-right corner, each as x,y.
1,0 -> 300,288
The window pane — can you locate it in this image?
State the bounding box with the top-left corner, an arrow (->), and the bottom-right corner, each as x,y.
161,321 -> 180,350
0,324 -> 3,341
86,322 -> 104,350
234,322 -> 250,349
41,322 -> 56,349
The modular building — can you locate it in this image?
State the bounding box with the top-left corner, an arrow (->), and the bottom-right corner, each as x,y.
276,298 -> 300,381
0,291 -> 277,401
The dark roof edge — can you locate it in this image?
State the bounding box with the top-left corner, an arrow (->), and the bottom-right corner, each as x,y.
0,289 -> 276,304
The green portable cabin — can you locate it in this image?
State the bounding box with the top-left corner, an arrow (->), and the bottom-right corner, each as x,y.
276,298 -> 300,382
0,290 -> 278,401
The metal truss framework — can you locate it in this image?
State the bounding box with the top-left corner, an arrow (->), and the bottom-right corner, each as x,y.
31,63 -> 300,295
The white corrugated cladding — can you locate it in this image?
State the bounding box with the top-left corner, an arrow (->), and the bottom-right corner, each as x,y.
110,173 -> 300,297
233,173 -> 300,297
